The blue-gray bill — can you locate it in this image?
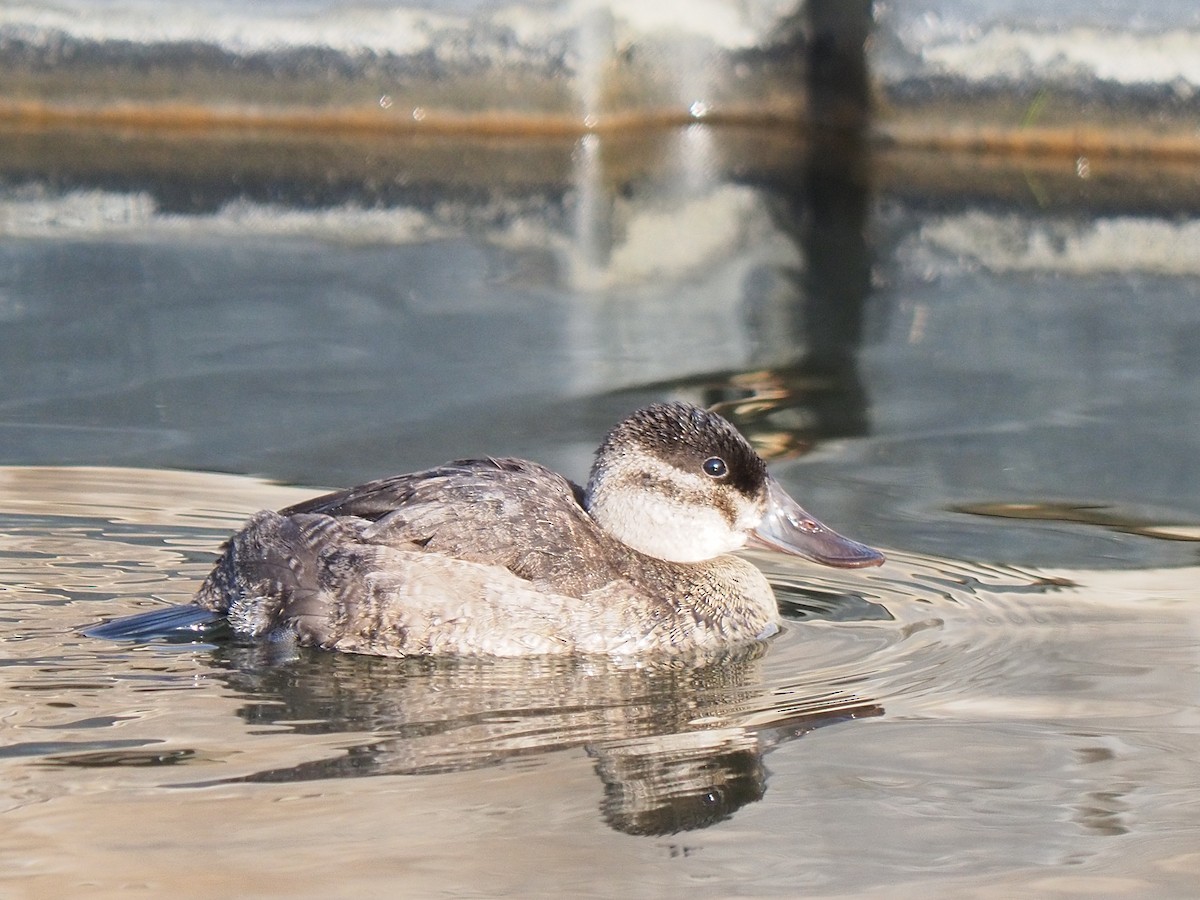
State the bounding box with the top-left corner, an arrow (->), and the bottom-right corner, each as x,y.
749,477 -> 885,568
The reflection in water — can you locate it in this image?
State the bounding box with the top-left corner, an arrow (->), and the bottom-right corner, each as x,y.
180,645 -> 880,836
683,4 -> 876,460
593,738 -> 769,836
956,500 -> 1200,543
680,125 -> 874,461
43,747 -> 199,768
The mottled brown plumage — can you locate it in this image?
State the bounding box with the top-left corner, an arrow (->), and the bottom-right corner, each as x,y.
183,402 -> 885,657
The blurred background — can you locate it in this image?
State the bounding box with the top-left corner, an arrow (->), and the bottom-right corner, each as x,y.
2,1 -> 1199,567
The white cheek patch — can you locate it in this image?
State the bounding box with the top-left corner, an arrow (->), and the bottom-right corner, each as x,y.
587,453 -> 757,562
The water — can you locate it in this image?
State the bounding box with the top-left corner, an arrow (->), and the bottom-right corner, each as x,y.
3,468 -> 1197,896
1,124 -> 1199,896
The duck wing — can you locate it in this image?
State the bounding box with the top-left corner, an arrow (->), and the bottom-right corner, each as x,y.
280,458 -> 610,590
279,458 -> 576,520
231,458 -> 622,599
190,458 -> 638,654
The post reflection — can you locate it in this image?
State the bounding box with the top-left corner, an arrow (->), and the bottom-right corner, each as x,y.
664,125 -> 875,462
674,1 -> 875,457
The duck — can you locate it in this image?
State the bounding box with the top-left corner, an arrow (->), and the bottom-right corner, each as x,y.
97,402 -> 884,657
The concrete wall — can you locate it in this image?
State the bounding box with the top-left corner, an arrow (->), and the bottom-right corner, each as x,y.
2,2 -> 1198,151
0,1 -> 812,130
873,2 -> 1200,156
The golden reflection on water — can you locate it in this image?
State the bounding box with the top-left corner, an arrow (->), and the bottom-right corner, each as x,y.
1,467 -> 1198,897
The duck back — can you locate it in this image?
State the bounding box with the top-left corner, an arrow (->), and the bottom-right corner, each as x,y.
195,459 -> 676,655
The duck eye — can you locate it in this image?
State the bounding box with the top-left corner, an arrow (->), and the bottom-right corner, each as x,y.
702,456 -> 728,478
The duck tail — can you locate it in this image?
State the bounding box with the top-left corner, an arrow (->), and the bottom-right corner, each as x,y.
84,602 -> 229,643
194,510 -> 357,643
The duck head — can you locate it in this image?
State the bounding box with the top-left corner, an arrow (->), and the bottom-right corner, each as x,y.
584,402 -> 885,567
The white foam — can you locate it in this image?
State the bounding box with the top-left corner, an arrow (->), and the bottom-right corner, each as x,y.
919,26 -> 1200,87
911,211 -> 1200,276
0,0 -> 797,57
0,187 -> 451,243
1,2 -> 456,56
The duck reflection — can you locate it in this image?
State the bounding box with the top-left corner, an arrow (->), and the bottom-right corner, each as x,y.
198,643 -> 880,835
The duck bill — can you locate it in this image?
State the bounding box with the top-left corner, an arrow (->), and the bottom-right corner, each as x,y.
749,477 -> 885,568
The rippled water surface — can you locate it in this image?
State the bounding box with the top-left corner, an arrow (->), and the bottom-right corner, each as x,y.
2,467 -> 1197,898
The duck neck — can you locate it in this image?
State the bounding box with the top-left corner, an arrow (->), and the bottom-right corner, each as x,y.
617,547 -> 782,644
584,473 -> 748,564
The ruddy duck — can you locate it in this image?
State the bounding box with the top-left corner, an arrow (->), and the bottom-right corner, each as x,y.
96,402 -> 883,656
